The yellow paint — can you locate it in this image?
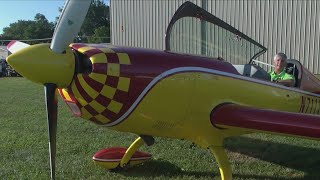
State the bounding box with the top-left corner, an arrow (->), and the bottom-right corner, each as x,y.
81,107 -> 92,120
77,46 -> 96,54
62,89 -> 72,101
117,53 -> 131,65
112,72 -> 303,147
107,63 -> 120,77
93,161 -> 119,169
64,47 -> 132,124
117,77 -> 130,92
209,146 -> 232,180
89,100 -> 105,113
6,44 -> 74,87
101,85 -> 116,99
89,73 -> 107,84
78,75 -> 99,99
94,114 -> 111,123
90,53 -> 107,63
93,159 -> 149,170
107,100 -> 123,114
71,80 -> 87,106
112,72 -> 198,141
98,47 -> 115,53
120,137 -> 145,167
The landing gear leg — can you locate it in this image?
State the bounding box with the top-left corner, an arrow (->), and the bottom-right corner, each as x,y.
119,137 -> 145,167
119,135 -> 154,168
93,135 -> 154,170
208,146 -> 232,180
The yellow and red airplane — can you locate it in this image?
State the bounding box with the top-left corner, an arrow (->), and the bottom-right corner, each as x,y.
6,1 -> 320,180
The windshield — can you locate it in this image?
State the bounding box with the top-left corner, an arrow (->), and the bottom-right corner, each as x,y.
165,2 -> 266,64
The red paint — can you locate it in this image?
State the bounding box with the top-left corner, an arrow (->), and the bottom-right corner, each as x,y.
82,75 -> 103,92
211,104 -> 320,138
92,63 -> 107,74
7,40 -> 16,49
73,77 -> 93,102
58,89 -> 81,117
101,108 -> 118,120
58,89 -> 66,99
84,104 -> 99,116
69,44 -> 240,125
106,53 -> 119,63
95,94 -> 111,107
69,43 -> 86,50
92,147 -> 151,162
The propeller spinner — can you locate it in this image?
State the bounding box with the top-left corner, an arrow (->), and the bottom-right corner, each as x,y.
6,0 -> 92,179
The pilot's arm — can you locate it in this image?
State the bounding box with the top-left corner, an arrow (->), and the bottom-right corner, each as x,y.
275,79 -> 295,87
275,73 -> 295,87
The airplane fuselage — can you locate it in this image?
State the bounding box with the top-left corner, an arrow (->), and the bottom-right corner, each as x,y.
59,44 -> 320,147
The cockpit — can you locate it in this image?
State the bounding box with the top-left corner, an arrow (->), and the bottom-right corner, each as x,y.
165,2 -> 269,80
165,1 -> 320,93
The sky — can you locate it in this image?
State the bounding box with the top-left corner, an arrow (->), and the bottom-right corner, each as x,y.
0,0 -> 109,34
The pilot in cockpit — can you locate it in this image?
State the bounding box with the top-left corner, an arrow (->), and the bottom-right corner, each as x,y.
269,52 -> 295,87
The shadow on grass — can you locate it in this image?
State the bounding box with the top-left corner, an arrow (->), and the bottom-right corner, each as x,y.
225,136 -> 320,179
118,160 -> 215,179
116,159 -> 312,180
232,174 -> 317,180
109,136 -> 320,179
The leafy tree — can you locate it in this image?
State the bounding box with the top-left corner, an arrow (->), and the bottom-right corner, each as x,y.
1,0 -> 110,45
2,20 -> 34,40
56,0 -> 110,43
1,13 -> 54,44
80,0 -> 110,43
33,13 -> 54,39
87,26 -> 110,43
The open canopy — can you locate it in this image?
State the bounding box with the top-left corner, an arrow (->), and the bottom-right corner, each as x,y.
165,1 -> 267,65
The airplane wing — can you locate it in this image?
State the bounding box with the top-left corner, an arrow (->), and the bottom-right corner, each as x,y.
211,104 -> 320,139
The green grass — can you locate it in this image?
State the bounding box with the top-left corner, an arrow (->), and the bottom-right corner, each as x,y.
1,77 -> 320,179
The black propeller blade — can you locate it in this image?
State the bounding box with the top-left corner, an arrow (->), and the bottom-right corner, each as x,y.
6,1 -> 92,179
44,83 -> 58,180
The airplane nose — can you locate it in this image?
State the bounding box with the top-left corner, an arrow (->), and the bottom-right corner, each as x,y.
6,44 -> 75,88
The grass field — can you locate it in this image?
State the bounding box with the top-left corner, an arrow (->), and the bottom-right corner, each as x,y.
1,77 -> 320,179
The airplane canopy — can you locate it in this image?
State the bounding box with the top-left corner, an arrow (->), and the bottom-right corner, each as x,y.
165,2 -> 267,65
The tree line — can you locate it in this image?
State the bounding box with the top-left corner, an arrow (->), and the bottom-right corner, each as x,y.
0,0 -> 110,45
